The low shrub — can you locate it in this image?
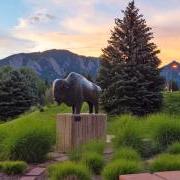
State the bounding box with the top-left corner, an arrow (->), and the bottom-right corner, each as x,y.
69,148 -> 82,162
0,127 -> 9,160
108,115 -> 139,134
82,152 -> 104,174
7,127 -> 53,163
113,120 -> 143,153
112,147 -> 141,161
167,142 -> 180,154
150,154 -> 180,172
163,92 -> 180,115
0,161 -> 27,175
48,161 -> 90,180
82,140 -> 105,155
0,163 -> 3,171
69,140 -> 105,162
152,121 -> 180,149
0,105 -> 57,162
102,159 -> 142,180
139,138 -> 161,158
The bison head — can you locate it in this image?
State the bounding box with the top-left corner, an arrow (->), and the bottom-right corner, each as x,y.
52,79 -> 69,105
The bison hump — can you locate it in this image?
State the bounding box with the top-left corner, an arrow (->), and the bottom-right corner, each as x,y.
66,72 -> 95,89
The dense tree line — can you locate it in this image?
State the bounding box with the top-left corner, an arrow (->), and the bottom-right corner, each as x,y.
0,66 -> 48,120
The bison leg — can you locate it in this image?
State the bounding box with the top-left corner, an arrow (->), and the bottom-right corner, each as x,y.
95,103 -> 99,114
72,105 -> 75,114
75,103 -> 82,114
88,102 -> 93,114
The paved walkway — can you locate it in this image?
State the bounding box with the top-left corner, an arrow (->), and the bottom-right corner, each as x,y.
120,171 -> 180,180
0,152 -> 69,180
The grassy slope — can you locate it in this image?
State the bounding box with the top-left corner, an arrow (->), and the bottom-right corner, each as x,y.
0,92 -> 179,159
107,92 -> 180,133
0,104 -> 89,159
0,103 -> 88,129
0,92 -> 179,139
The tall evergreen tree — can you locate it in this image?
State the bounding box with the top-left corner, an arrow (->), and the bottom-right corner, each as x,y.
98,1 -> 164,115
0,69 -> 35,120
20,68 -> 47,105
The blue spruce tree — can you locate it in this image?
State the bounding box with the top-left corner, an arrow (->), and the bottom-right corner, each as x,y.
98,1 -> 164,115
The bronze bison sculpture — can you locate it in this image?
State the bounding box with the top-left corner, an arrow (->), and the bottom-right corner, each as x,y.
52,72 -> 101,114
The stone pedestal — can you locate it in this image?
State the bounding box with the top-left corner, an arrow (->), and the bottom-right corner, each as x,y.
56,113 -> 107,152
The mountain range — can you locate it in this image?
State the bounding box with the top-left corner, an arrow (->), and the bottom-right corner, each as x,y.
0,49 -> 179,88
0,49 -> 100,82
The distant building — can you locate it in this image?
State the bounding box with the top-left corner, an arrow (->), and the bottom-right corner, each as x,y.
160,61 -> 180,91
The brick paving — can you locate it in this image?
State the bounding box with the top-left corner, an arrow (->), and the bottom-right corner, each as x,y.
0,153 -> 69,180
92,175 -> 102,180
20,167 -> 46,180
119,171 -> 180,180
1,150 -> 180,180
155,171 -> 180,180
103,146 -> 113,162
25,167 -> 46,176
120,173 -> 163,180
20,177 -> 37,180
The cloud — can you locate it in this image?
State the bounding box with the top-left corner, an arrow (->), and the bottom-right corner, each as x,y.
0,0 -> 179,65
0,32 -> 35,58
15,9 -> 56,29
145,8 -> 180,64
11,28 -> 109,57
154,28 -> 180,65
11,0 -> 112,58
30,13 -> 56,23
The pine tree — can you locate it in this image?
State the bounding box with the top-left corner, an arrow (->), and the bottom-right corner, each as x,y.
98,1 -> 164,115
0,69 -> 34,120
20,67 -> 47,105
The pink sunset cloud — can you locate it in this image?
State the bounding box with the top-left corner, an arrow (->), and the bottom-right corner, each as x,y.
0,0 -> 179,66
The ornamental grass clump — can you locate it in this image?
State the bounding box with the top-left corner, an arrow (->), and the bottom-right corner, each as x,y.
108,114 -> 139,134
167,142 -> 180,154
82,152 -> 104,174
112,147 -> 141,161
152,120 -> 180,150
113,120 -> 144,153
48,161 -> 90,180
150,154 -> 180,172
82,140 -> 105,155
69,148 -> 82,162
0,105 -> 57,162
0,161 -> 27,175
69,140 -> 105,162
1,119 -> 54,163
102,159 -> 142,180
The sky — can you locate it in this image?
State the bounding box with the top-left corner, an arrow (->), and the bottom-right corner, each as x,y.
0,0 -> 180,66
